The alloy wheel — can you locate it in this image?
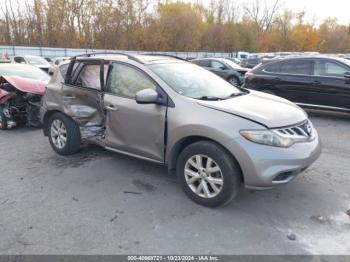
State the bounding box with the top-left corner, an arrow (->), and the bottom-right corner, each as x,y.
229,77 -> 239,86
184,154 -> 224,198
50,119 -> 67,149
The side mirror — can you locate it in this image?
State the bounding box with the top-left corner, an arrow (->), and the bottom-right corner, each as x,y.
136,89 -> 159,104
344,71 -> 350,79
220,66 -> 226,70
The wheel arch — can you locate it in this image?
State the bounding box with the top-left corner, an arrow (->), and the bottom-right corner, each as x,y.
226,72 -> 242,86
43,110 -> 74,136
167,135 -> 243,182
226,73 -> 240,81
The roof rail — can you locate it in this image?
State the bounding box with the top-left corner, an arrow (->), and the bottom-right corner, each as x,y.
142,53 -> 187,61
71,51 -> 143,64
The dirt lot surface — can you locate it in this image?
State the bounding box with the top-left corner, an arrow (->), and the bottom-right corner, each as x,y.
0,110 -> 349,255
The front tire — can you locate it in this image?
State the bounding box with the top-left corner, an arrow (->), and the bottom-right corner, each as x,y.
48,113 -> 81,155
228,76 -> 240,86
176,141 -> 242,207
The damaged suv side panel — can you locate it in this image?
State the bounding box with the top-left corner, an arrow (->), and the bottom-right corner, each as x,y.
42,61 -> 106,139
43,59 -> 168,161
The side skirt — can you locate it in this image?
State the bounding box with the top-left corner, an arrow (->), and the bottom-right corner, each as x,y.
105,146 -> 164,164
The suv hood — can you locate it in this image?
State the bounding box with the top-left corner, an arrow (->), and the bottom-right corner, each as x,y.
198,90 -> 307,128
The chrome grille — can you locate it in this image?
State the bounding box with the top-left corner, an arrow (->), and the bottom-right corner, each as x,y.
274,120 -> 314,139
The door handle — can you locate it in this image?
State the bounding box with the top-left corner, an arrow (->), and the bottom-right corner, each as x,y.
311,80 -> 321,86
105,105 -> 118,111
63,95 -> 76,99
274,77 -> 281,82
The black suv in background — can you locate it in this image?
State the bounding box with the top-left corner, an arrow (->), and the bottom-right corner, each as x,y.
244,56 -> 350,112
191,58 -> 249,86
240,57 -> 262,69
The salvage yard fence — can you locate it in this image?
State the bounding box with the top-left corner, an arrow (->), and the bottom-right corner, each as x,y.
0,45 -> 233,59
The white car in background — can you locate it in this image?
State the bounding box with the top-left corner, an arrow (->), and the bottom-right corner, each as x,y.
12,55 -> 52,73
52,57 -> 70,66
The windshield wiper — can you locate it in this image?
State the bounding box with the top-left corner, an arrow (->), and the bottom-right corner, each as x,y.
197,92 -> 247,101
196,96 -> 223,101
225,92 -> 247,99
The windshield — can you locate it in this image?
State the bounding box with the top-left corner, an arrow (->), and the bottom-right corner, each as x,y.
26,56 -> 50,65
223,59 -> 243,69
0,65 -> 50,82
338,57 -> 350,67
150,63 -> 242,99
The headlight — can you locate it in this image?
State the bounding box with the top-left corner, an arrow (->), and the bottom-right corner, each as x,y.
240,130 -> 294,147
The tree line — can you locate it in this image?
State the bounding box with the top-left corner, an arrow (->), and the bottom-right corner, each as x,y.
0,0 -> 349,53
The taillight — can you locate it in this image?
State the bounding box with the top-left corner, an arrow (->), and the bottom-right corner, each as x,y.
244,71 -> 254,81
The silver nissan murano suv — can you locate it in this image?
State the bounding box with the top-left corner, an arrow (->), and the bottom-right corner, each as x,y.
41,53 -> 321,207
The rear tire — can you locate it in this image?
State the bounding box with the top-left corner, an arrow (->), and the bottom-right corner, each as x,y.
48,112 -> 81,155
176,141 -> 242,207
0,110 -> 7,130
228,76 -> 240,86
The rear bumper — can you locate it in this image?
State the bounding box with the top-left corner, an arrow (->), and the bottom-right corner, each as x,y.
228,131 -> 321,189
39,106 -> 48,136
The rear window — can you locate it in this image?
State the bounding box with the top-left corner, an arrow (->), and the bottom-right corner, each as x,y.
59,62 -> 80,79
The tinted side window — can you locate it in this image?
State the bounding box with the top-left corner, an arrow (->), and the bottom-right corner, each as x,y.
314,61 -> 348,77
108,63 -> 157,99
195,60 -> 210,67
211,60 -> 225,69
280,60 -> 312,75
264,62 -> 281,73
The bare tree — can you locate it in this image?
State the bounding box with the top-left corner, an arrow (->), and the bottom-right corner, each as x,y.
244,0 -> 281,33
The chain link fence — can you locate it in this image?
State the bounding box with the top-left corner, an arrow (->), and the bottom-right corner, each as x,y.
0,45 -> 233,60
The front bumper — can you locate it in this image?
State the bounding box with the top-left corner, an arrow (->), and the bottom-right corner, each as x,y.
228,130 -> 321,189
238,75 -> 245,86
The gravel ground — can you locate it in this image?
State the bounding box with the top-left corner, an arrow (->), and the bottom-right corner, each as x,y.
0,110 -> 349,255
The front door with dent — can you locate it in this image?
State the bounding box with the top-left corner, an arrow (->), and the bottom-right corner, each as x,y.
61,62 -> 107,126
103,63 -> 166,162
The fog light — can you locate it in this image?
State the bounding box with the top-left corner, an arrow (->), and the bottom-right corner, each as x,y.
273,171 -> 294,183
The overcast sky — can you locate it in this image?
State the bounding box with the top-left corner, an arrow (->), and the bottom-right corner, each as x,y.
1,0 -> 349,25
196,0 -> 350,25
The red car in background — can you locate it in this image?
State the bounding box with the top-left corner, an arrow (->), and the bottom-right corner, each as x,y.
0,64 -> 50,130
